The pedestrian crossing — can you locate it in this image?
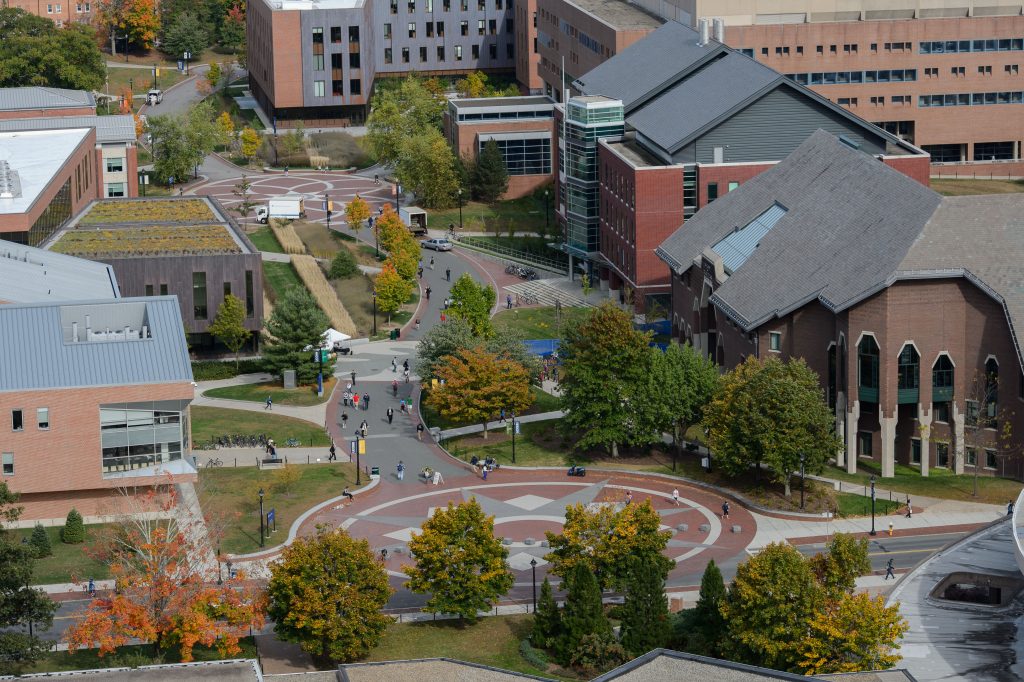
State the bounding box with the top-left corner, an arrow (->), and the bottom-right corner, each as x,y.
503,278 -> 593,308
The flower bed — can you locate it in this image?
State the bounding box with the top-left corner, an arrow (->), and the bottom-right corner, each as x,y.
79,199 -> 216,225
52,225 -> 241,257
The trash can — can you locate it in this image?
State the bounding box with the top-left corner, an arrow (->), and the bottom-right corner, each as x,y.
389,329 -> 397,341
394,328 -> 401,339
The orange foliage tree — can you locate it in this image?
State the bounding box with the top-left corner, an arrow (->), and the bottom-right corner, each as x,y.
65,481 -> 266,661
96,0 -> 160,50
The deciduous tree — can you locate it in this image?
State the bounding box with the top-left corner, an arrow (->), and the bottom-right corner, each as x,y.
262,288 -> 330,384
219,1 -> 245,50
619,555 -> 671,657
424,346 -> 533,437
344,195 -> 370,232
268,526 -> 392,664
703,356 -> 841,496
558,303 -> 652,457
209,294 -> 251,368
397,129 -> 460,208
375,205 -> 407,254
97,0 -> 160,50
808,533 -> 870,603
231,175 -> 256,226
240,127 -> 260,160
447,273 -> 496,337
545,500 -> 672,591
366,75 -> 445,166
473,139 -> 509,203
162,11 -> 211,58
0,9 -> 106,91
797,593 -> 907,674
415,317 -> 476,380
404,498 -> 513,621
373,261 -> 411,324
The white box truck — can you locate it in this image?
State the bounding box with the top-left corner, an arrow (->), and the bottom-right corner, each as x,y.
399,206 -> 428,235
256,197 -> 305,223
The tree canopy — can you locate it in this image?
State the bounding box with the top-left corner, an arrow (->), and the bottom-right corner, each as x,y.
162,11 -> 208,57
373,261 -> 411,323
366,76 -> 446,166
396,128 -> 460,208
0,9 -> 106,91
447,273 -> 496,337
796,592 -> 907,674
634,343 -> 718,454
619,555 -> 671,657
148,102 -> 226,185
262,287 -> 331,384
208,294 -> 250,367
96,0 -> 160,50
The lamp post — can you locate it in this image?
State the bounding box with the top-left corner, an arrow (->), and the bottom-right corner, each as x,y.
799,453 -> 806,510
544,189 -> 550,232
457,188 -> 463,231
121,34 -> 129,63
356,438 -> 362,485
869,475 -> 877,536
530,558 -> 538,612
226,560 -> 233,581
372,292 -> 377,337
217,542 -> 223,585
510,410 -> 517,464
258,487 -> 266,548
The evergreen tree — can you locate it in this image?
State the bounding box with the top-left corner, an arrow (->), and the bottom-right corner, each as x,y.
619,555 -> 671,657
328,248 -> 359,280
29,523 -> 51,558
532,577 -> 560,649
61,509 -> 84,544
688,559 -> 727,656
262,288 -> 330,385
473,140 -> 509,203
558,563 -> 610,664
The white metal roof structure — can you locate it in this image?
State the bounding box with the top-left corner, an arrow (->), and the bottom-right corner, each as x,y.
0,128 -> 91,215
0,242 -> 119,303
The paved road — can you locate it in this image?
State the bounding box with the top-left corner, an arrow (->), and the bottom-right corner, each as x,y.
794,531 -> 969,572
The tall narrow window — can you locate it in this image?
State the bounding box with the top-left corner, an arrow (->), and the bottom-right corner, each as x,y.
985,358 -> 999,425
11,410 -> 23,432
827,344 -> 837,409
932,355 -> 953,401
858,336 -> 879,402
245,270 -> 254,318
37,408 -> 49,430
160,284 -> 168,296
193,272 -> 208,320
897,344 -> 919,403
223,282 -> 232,297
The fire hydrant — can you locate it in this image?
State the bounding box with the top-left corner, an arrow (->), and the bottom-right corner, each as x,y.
888,521 -> 894,536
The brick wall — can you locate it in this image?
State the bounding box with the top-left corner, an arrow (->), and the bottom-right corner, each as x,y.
881,155 -> 931,186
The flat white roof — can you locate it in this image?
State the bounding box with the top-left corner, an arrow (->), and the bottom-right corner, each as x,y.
0,128 -> 90,215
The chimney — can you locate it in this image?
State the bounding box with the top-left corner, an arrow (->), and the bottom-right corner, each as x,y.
72,321 -> 79,343
698,18 -> 709,46
124,325 -> 130,339
142,325 -> 149,339
85,315 -> 91,339
713,17 -> 725,43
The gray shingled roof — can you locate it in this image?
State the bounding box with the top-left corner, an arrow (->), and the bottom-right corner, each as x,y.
573,21 -> 721,111
625,52 -> 780,154
0,86 -> 95,112
0,114 -> 136,143
0,296 -> 192,392
655,130 -> 941,329
0,242 -> 119,303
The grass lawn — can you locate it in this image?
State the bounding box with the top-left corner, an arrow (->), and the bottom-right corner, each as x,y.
834,492 -> 902,518
824,460 -> 1023,505
248,226 -> 283,253
13,638 -> 257,675
263,261 -> 306,302
493,306 -> 591,340
11,525 -> 113,585
363,615 -> 578,680
423,386 -> 561,431
429,192 -> 552,236
203,378 -> 336,406
329,272 -> 417,338
190,406 -> 330,449
931,178 -> 1024,196
198,464 -> 356,554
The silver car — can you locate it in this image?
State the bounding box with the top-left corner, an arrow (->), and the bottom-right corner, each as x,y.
421,238 -> 453,251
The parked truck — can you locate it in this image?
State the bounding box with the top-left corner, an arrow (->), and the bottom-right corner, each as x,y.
256,197 -> 305,224
399,206 -> 428,235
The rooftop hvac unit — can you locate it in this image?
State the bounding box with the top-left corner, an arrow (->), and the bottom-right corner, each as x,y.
0,160 -> 22,199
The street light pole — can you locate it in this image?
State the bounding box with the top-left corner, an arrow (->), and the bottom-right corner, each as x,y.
217,542 -> 223,585
869,475 -> 877,536
457,188 -> 463,231
544,189 -> 550,231
356,438 -> 362,485
799,453 -> 806,510
258,487 -> 266,548
511,410 -> 517,464
530,558 -> 537,612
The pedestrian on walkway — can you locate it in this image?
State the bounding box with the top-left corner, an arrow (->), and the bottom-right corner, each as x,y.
905,495 -> 913,518
426,286 -> 431,300
404,367 -> 411,383
626,490 -> 633,505
340,412 -> 348,429
88,578 -> 96,597
380,548 -> 388,562
446,268 -> 451,282
399,400 -> 406,414
429,256 -> 435,270
265,397 -> 272,411
418,267 -> 424,279
440,312 -> 446,323
329,442 -> 337,462
885,558 -> 896,580
342,390 -> 350,407
416,423 -> 424,440
392,379 -> 399,397
363,392 -> 370,410
352,393 -> 361,410
387,407 -> 394,424
672,488 -> 680,506
482,465 -> 489,481
397,460 -> 405,480
415,318 -> 421,330
403,359 -> 409,372
392,357 -> 397,372
350,370 -> 356,386
506,294 -> 513,309
499,407 -> 506,424
342,487 -> 354,503
361,422 -> 368,438
721,501 -> 730,519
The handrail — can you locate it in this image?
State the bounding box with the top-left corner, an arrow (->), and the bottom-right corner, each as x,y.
457,236 -> 568,273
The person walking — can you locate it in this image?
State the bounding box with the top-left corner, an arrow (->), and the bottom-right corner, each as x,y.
340,412 -> 348,429
387,407 -> 394,424
417,266 -> 424,279
885,558 -> 896,580
1009,501 -> 1016,516
392,379 -> 399,397
416,423 -> 425,440
350,370 -> 356,386
446,267 -> 451,282
403,359 -> 409,372
397,460 -> 405,481
391,357 -> 397,373
404,367 -> 411,383
265,397 -> 272,411
361,422 -> 368,438
722,501 -> 730,520
626,490 -> 633,505
426,286 -> 432,300
329,442 -> 337,462
429,256 -> 435,270
905,496 -> 913,518
88,578 -> 96,597
506,293 -> 513,309
352,393 -> 361,410
362,392 -> 370,410
380,548 -> 389,562
672,488 -> 680,506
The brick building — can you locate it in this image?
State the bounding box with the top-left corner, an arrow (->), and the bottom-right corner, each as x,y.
247,0 -> 517,124
2,0 -> 95,25
444,95 -> 554,198
657,130 -> 1024,480
0,296 -> 195,521
556,21 -> 927,311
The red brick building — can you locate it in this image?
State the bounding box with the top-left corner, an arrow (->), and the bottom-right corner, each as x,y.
657,130 -> 1024,480
559,21 -> 929,311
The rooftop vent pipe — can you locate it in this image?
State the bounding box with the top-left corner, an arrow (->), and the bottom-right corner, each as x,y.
698,18 -> 709,46
712,18 -> 725,43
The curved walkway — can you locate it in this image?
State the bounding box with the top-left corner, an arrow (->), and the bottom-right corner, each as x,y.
193,373 -> 330,426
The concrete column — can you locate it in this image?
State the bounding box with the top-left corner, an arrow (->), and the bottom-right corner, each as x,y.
835,392 -> 848,468
846,400 -> 860,474
880,407 -> 898,478
953,402 -> 966,475
918,404 -> 931,478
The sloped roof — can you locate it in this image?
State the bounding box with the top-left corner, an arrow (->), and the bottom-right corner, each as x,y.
0,242 -> 119,303
656,131 -> 941,329
0,86 -> 95,112
0,296 -> 192,392
0,114 -> 136,143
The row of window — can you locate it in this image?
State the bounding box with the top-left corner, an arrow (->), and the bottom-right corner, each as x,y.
919,91 -> 1024,106
388,18 -> 511,39
836,96 -> 913,107
925,65 -> 1019,77
47,2 -> 93,12
785,69 -> 918,85
390,0 -> 508,13
385,43 -> 508,64
456,109 -> 551,122
10,408 -> 50,433
190,272 -> 256,321
920,38 -> 1024,54
479,137 -> 550,176
860,435 -> 1000,470
314,26 -> 360,45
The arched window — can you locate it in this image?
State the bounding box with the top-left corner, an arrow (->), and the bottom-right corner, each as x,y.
858,336 -> 879,402
897,345 -> 920,403
932,355 -> 954,402
986,358 -> 999,424
827,344 -> 837,409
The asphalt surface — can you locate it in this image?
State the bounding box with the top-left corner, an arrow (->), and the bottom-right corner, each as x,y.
794,531 -> 969,573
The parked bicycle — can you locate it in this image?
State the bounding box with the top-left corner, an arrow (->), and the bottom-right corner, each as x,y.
284,437 -> 301,447
205,457 -> 223,468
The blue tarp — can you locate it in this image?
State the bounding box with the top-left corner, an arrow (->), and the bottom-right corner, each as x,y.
525,339 -> 560,357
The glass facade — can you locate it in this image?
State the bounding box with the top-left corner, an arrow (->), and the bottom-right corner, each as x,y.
3,179 -> 74,246
480,136 -> 551,175
100,401 -> 189,474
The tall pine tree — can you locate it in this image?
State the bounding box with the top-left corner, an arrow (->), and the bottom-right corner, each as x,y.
532,577 -> 561,649
558,563 -> 610,664
692,558 -> 727,656
619,555 -> 671,657
262,288 -> 330,384
473,140 -> 509,203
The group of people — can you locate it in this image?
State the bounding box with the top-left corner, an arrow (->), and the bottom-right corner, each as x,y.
342,386 -> 370,410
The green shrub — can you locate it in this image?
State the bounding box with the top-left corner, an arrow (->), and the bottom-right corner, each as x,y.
328,247 -> 359,280
519,639 -> 548,671
191,359 -> 265,380
569,632 -> 627,675
61,509 -> 85,544
30,523 -> 52,558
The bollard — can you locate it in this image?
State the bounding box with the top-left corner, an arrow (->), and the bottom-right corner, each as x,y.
888,521 -> 894,536
307,455 -> 310,464
234,458 -> 237,467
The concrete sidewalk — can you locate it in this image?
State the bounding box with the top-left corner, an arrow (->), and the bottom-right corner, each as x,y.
194,373 -> 331,426
437,410 -> 564,439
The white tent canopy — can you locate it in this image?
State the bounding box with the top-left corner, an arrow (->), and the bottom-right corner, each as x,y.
323,328 -> 351,349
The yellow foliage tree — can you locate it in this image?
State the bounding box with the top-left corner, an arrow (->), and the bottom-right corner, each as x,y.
374,261 -> 411,324
240,127 -> 260,160
425,346 -> 533,438
217,112 -> 235,146
797,592 -> 908,674
375,205 -> 407,254
345,195 -> 371,232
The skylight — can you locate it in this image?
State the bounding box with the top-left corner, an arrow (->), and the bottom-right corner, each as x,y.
712,203 -> 788,274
